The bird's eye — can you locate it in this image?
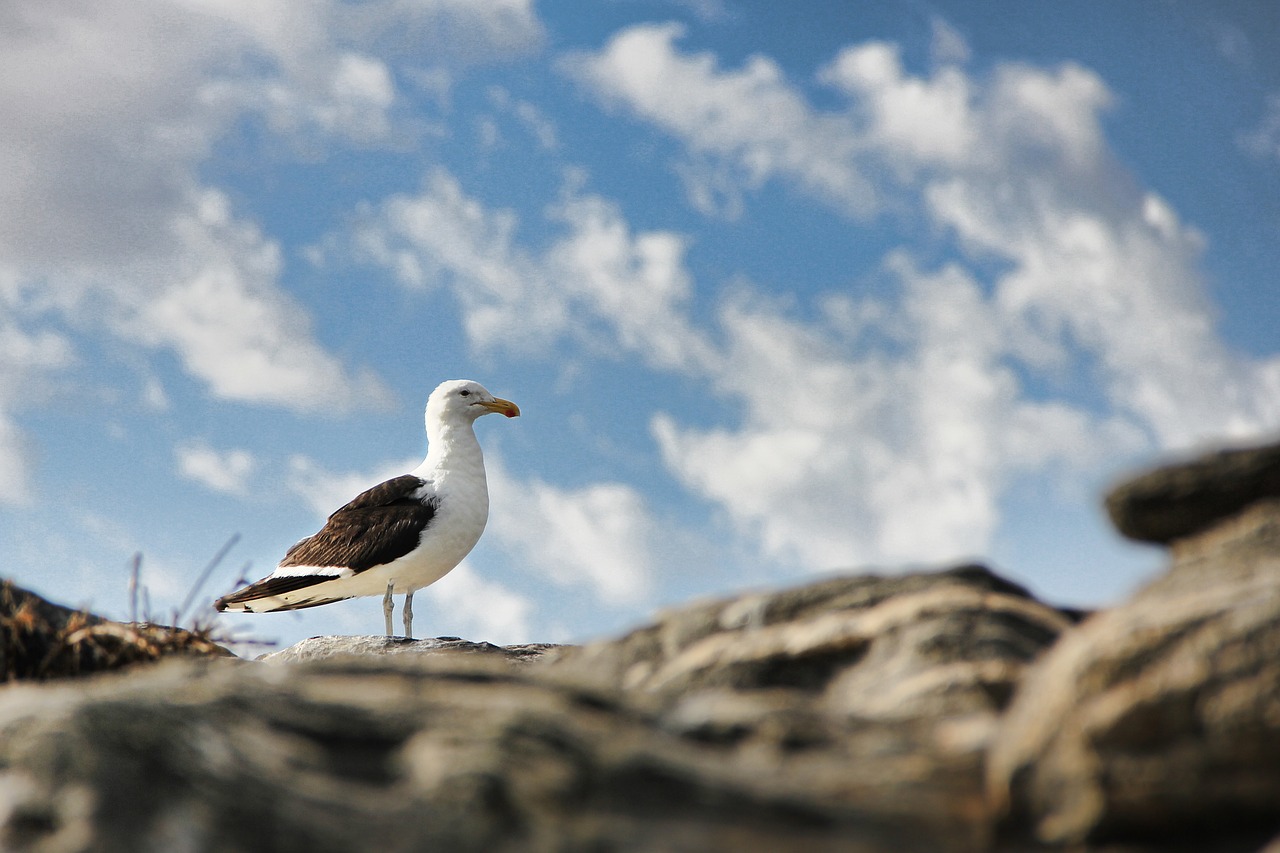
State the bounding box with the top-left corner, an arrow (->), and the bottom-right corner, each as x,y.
459,389 -> 471,397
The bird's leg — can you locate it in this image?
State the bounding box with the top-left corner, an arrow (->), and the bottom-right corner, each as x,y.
383,581 -> 395,637
402,591 -> 414,640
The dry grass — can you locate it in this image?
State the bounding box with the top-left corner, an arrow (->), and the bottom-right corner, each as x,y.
0,579 -> 233,681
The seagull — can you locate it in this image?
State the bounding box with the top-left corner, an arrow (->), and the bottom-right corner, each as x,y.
215,379 -> 519,638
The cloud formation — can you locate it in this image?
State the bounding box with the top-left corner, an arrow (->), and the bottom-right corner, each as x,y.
345,22 -> 1280,574
0,0 -> 543,487
418,563 -> 535,645
486,454 -> 656,606
347,169 -> 718,373
565,23 -> 878,218
176,441 -> 258,496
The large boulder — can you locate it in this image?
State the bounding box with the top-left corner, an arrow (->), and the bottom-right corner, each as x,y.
1103,439 -> 1280,545
0,565 -> 1074,853
0,653 -> 961,853
990,440 -> 1280,850
9,432 -> 1280,852
552,564 -> 1077,720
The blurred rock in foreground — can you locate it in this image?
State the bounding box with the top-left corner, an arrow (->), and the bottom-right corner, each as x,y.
2,437 -> 1280,851
989,440 -> 1280,851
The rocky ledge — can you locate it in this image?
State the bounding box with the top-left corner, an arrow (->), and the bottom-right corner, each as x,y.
2,438 -> 1280,852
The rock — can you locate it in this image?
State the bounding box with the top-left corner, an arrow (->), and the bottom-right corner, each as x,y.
9,445 -> 1280,853
1104,438 -> 1280,544
991,480 -> 1280,848
552,564 -> 1077,721
0,579 -> 231,682
0,654 -> 967,853
259,635 -> 562,664
0,564 -> 1073,853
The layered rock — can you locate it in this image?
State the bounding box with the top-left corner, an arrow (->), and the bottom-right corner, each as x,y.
990,440 -> 1280,850
1103,440 -> 1280,545
4,436 -> 1280,851
0,565 -> 1072,853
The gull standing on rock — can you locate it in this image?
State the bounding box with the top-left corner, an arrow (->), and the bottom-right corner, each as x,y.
215,379 -> 520,638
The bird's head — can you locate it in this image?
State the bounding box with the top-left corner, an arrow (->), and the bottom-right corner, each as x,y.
426,379 -> 520,426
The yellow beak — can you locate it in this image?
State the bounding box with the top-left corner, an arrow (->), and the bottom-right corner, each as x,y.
478,397 -> 520,418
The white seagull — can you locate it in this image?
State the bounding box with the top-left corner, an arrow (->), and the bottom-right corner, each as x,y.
215,379 -> 519,638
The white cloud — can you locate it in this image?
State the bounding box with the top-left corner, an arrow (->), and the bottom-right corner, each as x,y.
487,86 -> 560,150
1240,94 -> 1280,162
247,51 -> 399,145
176,441 -> 258,496
0,0 -> 542,428
126,190 -> 389,413
0,283 -> 78,505
285,453 -> 421,519
564,23 -> 879,217
420,562 -> 534,644
819,41 -> 977,171
331,0 -> 544,65
0,415 -> 33,507
548,191 -> 720,372
351,169 -> 568,350
142,376 -> 170,412
652,257 -> 1141,570
346,168 -> 717,373
929,17 -> 971,66
565,27 -> 1280,570
487,454 -> 655,606
570,26 -> 1280,446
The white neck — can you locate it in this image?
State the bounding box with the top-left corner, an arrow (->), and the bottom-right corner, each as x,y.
411,416 -> 484,485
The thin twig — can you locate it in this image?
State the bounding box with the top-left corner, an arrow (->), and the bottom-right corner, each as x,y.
128,553 -> 141,624
176,533 -> 240,626
232,560 -> 253,589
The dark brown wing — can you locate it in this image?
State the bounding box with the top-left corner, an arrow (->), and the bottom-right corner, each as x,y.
279,474 -> 439,573
215,475 -> 439,612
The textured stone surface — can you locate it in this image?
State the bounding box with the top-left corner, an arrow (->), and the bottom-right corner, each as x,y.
0,565 -> 1074,853
259,634 -> 562,664
991,495 -> 1280,849
0,654 -> 979,853
552,564 -> 1076,723
1104,438 -> 1280,544
8,430 -> 1280,853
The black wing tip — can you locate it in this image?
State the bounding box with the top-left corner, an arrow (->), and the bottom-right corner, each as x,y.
214,572 -> 350,613
215,589 -> 258,611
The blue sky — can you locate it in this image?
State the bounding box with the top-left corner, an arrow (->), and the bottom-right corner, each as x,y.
3,0 -> 1279,650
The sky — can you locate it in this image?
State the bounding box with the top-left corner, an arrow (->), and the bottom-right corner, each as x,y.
3,0 -> 1279,651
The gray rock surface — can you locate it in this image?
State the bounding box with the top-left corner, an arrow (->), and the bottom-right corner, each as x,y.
0,653 -> 966,852
5,437 -> 1280,852
552,564 -> 1076,722
1104,438 -> 1280,544
0,565 -> 1070,853
991,443 -> 1280,850
259,634 -> 561,664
